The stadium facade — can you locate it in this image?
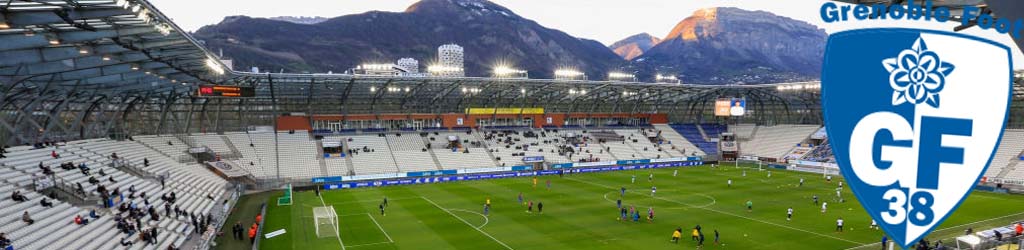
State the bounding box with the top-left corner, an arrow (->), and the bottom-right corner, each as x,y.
0,0 -> 1022,146
2,1 -> 1024,250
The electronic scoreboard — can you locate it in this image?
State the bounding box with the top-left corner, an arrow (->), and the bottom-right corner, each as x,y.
196,85 -> 255,98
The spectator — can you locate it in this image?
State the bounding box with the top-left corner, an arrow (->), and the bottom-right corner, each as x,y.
96,185 -> 107,195
150,228 -> 158,245
40,198 -> 53,208
248,223 -> 257,244
10,190 -> 26,202
0,232 -> 10,249
41,165 -> 54,176
120,237 -> 133,247
140,229 -> 150,245
89,209 -> 100,219
22,211 -> 34,225
74,214 -> 89,225
144,158 -> 149,167
51,150 -> 59,158
233,222 -> 243,240
98,168 -> 106,176
78,163 -> 89,175
1016,223 -> 1023,236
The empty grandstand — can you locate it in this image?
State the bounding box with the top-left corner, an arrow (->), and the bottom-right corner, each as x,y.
1,1 -> 1024,250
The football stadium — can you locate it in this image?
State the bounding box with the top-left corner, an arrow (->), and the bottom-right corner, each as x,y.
0,0 -> 1023,250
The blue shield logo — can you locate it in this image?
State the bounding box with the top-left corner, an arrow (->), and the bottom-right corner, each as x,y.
822,28 -> 1012,248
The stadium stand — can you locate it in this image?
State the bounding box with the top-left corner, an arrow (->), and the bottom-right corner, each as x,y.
988,130 -> 1024,179
1,1 -> 1019,249
729,124 -> 757,139
0,138 -> 229,250
670,124 -> 719,155
276,132 -> 322,179
428,132 -> 498,170
602,136 -> 644,160
224,132 -> 275,178
135,136 -> 190,160
560,130 -> 617,163
782,146 -> 812,161
740,125 -> 821,159
701,124 -> 728,140
613,129 -> 690,159
802,139 -> 836,163
191,134 -> 232,156
652,124 -> 704,156
482,129 -> 569,166
336,135 -> 400,175
385,134 -> 440,172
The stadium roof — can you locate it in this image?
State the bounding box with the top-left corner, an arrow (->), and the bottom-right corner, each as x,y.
228,72 -> 823,117
0,0 -> 231,97
0,0 -> 1021,144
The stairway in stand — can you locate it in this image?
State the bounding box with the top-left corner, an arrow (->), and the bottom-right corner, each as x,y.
423,136 -> 445,170
221,135 -> 243,159
315,139 -> 329,177
341,139 -> 356,176
473,131 -> 502,166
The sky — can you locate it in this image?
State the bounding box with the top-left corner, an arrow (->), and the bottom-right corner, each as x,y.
150,0 -> 1024,67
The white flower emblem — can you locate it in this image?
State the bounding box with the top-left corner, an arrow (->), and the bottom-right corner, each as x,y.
882,37 -> 955,108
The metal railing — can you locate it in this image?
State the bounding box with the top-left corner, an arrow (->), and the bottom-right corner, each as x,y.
175,133 -> 199,149
110,158 -> 156,179
193,185 -> 243,250
249,202 -> 268,250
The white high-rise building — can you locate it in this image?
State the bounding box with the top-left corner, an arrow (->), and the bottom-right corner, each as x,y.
432,44 -> 464,77
397,58 -> 419,73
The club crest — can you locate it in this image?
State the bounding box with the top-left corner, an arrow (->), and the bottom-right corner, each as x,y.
821,28 -> 1013,248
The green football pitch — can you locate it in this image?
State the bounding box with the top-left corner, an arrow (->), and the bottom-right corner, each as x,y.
255,165 -> 1024,250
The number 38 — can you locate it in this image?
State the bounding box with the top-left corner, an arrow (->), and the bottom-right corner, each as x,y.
881,189 -> 934,226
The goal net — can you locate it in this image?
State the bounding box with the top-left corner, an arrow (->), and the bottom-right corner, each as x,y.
277,184 -> 293,206
313,206 -> 339,238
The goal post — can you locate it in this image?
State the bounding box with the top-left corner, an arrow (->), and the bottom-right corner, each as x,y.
313,206 -> 339,238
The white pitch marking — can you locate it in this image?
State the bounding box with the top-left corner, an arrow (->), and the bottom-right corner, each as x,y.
345,241 -> 393,248
420,196 -> 514,250
565,176 -> 866,246
317,192 -> 346,250
448,208 -> 490,229
366,213 -> 394,243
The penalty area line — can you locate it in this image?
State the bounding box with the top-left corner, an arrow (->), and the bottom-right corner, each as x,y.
366,213 -> 394,243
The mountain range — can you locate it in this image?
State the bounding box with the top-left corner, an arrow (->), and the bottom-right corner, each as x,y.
609,33 -> 661,61
193,0 -> 827,84
624,8 -> 828,84
267,16 -> 329,25
194,0 -> 622,79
